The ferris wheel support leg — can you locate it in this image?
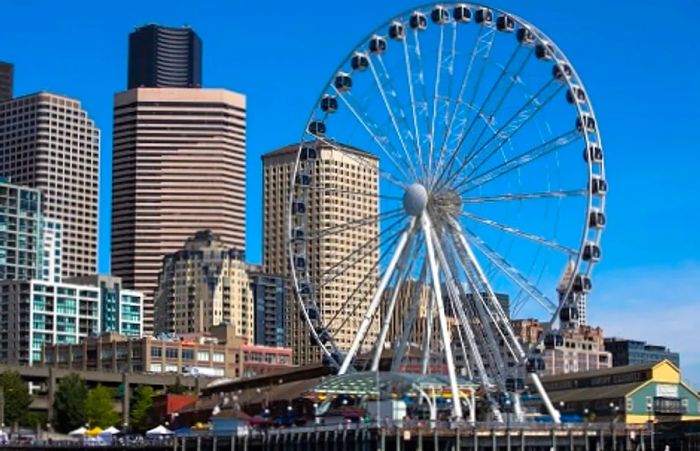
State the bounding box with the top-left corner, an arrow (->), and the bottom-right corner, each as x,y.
338,219 -> 416,375
422,213 -> 463,419
530,373 -> 561,424
371,234 -> 415,372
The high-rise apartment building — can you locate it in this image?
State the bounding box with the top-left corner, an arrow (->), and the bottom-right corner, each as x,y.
153,230 -> 252,341
262,143 -> 379,365
128,25 -> 202,89
67,275 -> 144,337
112,88 -> 246,333
0,178 -> 43,280
0,62 -> 13,101
0,92 -> 100,278
41,218 -> 62,283
0,279 -> 101,364
249,269 -> 286,348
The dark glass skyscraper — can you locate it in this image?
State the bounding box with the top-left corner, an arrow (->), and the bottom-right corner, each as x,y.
127,25 -> 202,89
0,62 -> 13,101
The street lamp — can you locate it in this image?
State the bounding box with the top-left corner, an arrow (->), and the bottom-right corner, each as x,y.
609,403 -> 619,451
647,401 -> 655,451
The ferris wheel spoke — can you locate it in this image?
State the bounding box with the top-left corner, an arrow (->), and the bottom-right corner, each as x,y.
456,128 -> 581,195
439,78 -> 563,189
306,208 -> 402,240
434,24 -> 495,188
412,28 -> 433,174
461,189 -> 587,204
332,87 -> 413,182
427,23 -> 446,178
460,211 -> 577,256
461,226 -> 558,315
461,81 -> 566,180
462,47 -> 535,161
319,216 -> 406,289
401,35 -> 427,181
367,57 -> 420,181
315,136 -> 406,189
338,219 -> 416,374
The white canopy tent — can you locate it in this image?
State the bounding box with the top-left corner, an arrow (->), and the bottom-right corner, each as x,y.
102,426 -> 120,435
146,425 -> 174,437
68,426 -> 87,436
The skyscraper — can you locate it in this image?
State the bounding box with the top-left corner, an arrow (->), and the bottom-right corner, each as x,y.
111,88 -> 246,333
0,93 -> 100,278
0,177 -> 43,280
152,230 -> 252,341
0,62 -> 13,101
128,25 -> 202,89
249,269 -> 286,348
262,142 -> 379,365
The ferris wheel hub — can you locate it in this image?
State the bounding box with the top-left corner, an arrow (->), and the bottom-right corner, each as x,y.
403,183 -> 429,216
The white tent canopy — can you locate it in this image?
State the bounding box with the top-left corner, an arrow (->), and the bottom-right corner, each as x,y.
146,425 -> 174,436
68,426 -> 87,436
102,426 -> 120,434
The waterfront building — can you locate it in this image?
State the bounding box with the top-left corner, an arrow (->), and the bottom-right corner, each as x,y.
42,324 -> 293,378
128,25 -> 202,89
542,360 -> 700,424
0,279 -> 101,364
0,62 -> 12,101
0,178 -> 43,280
512,319 -> 611,376
249,268 -> 286,348
153,230 -> 252,341
605,337 -> 680,368
0,92 -> 100,278
262,142 -> 379,365
66,275 -> 143,337
111,87 -> 246,333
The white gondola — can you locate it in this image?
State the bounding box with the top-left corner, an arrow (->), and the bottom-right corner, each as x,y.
584,144 -> 604,163
516,27 -> 535,45
573,274 -> 593,293
553,63 -> 573,80
307,121 -> 326,136
389,21 -> 405,40
431,5 -> 450,24
583,242 -> 602,262
496,15 -> 515,32
475,7 -> 493,24
369,35 -> 387,54
409,11 -> 428,30
576,113 -> 597,133
567,86 -> 586,104
334,72 -> 353,91
589,209 -> 606,228
590,175 -> 608,195
535,42 -> 554,60
321,95 -> 338,113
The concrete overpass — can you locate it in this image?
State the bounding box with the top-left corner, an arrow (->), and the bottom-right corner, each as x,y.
0,364 -> 213,427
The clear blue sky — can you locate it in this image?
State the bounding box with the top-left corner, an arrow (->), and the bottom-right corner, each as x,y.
1,1 -> 699,381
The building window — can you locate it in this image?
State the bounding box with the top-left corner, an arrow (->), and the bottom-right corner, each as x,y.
626,398 -> 633,412
149,363 -> 162,372
197,351 -> 209,361
182,350 -> 194,361
165,348 -> 178,359
151,347 -> 162,358
213,352 -> 224,363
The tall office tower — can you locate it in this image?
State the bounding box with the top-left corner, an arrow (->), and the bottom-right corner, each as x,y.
112,88 -> 246,333
0,93 -> 100,278
0,62 -> 13,101
0,178 -> 43,280
128,25 -> 202,89
248,268 -> 286,348
262,142 -> 379,365
152,230 -> 253,341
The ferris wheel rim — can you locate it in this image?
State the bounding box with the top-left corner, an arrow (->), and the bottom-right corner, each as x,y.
287,2 -> 606,375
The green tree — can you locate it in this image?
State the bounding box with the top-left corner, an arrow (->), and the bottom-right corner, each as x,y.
129,386 -> 156,431
166,377 -> 190,395
52,373 -> 87,433
85,385 -> 119,428
0,371 -> 32,426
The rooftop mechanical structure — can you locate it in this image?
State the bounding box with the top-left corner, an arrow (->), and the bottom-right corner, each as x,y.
288,2 -> 606,423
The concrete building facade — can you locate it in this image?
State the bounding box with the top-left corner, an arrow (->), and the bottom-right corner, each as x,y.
128,25 -> 202,89
0,92 -> 99,278
153,230 -> 252,341
0,178 -> 43,280
262,143 -> 379,365
40,217 -> 62,283
111,88 -> 246,333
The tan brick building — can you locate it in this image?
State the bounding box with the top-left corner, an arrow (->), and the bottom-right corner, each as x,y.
262,143 -> 379,365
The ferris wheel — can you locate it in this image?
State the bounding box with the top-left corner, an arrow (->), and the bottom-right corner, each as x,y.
288,2 -> 606,422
